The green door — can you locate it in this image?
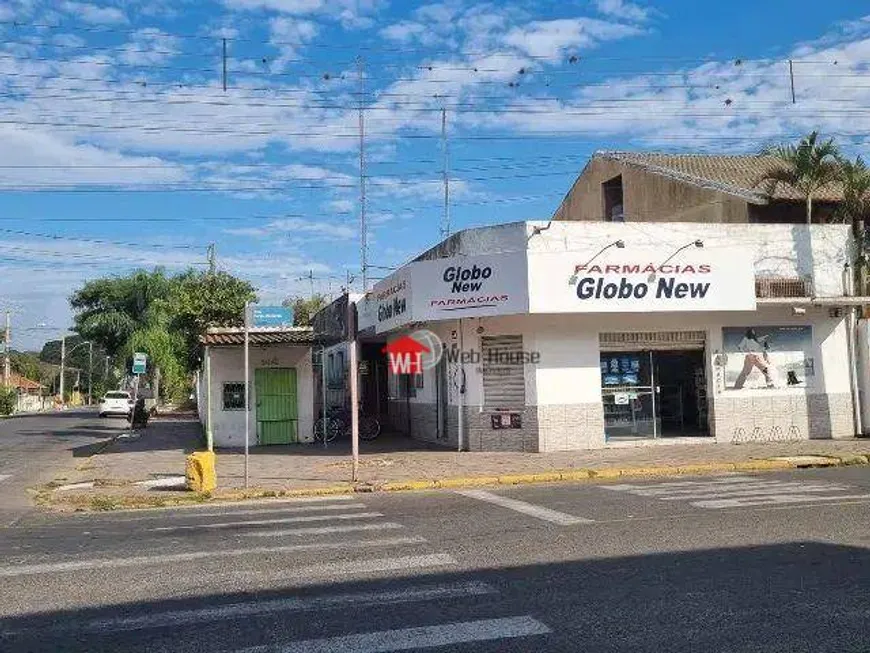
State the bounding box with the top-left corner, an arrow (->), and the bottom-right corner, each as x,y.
255,368 -> 298,445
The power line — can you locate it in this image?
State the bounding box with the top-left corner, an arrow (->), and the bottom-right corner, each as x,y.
0,227 -> 201,249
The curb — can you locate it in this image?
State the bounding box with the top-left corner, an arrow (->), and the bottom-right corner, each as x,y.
39,452 -> 870,512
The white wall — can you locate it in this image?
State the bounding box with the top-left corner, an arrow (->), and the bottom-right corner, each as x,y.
206,343 -> 314,447
399,305 -> 850,410
526,221 -> 852,298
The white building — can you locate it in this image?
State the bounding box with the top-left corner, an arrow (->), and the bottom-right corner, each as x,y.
349,220 -> 865,452
197,327 -> 319,448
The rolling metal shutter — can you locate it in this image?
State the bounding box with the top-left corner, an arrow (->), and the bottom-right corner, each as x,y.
481,335 -> 526,409
600,331 -> 706,351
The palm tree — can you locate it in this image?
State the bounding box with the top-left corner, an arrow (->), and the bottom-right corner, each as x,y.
757,131 -> 841,224
837,156 -> 870,294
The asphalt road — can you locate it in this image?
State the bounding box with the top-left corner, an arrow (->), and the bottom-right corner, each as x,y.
0,409 -> 128,526
2,465 -> 870,652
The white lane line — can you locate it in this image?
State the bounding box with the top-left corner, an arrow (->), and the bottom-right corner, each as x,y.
456,489 -> 593,525
0,537 -> 426,578
149,512 -> 382,532
0,474 -> 12,483
694,493 -> 870,509
603,477 -> 766,493
8,581 -> 496,635
243,522 -> 405,538
237,616 -> 551,653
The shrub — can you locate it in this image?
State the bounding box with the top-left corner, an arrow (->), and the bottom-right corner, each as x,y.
0,387 -> 15,416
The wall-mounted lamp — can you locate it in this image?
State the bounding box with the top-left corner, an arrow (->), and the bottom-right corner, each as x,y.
569,240 -> 625,284
647,239 -> 704,283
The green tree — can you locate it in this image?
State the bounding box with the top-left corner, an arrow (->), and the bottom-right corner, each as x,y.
284,294 -> 327,327
171,270 -> 257,371
69,268 -> 256,403
10,350 -> 41,382
758,131 -> 841,224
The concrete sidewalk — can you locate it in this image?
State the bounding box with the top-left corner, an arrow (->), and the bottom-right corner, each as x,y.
38,414 -> 870,510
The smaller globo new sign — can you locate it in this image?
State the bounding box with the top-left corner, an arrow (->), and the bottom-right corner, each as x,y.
527,247 -> 756,313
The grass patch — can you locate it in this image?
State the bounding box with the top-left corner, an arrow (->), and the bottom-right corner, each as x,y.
90,496 -> 123,511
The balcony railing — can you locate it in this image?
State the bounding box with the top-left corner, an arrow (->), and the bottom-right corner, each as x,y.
755,276 -> 813,298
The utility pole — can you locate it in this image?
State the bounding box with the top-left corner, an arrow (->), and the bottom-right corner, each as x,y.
88,341 -> 93,406
2,311 -> 9,388
207,243 -> 216,274
441,105 -> 451,240
357,55 -> 368,292
59,335 -> 66,406
104,355 -> 110,381
222,38 -> 228,92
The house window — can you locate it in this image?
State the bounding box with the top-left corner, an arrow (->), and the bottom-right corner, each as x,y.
222,383 -> 245,410
602,175 -> 624,222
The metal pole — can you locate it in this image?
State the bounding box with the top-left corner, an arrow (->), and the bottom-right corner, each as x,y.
788,59 -> 796,104
357,55 -> 368,291
347,299 -> 359,482
59,335 -> 66,407
441,106 -> 450,239
321,345 -> 328,450
222,38 -> 228,92
3,310 -> 10,388
205,345 -> 213,452
244,302 -> 250,488
104,355 -> 109,381
88,342 -> 93,405
649,350 -> 658,439
457,318 -> 465,452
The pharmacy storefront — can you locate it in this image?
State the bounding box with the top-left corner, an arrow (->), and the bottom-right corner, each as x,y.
358,221 -> 859,452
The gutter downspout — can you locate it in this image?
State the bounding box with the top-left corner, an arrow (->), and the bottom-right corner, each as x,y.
844,263 -> 864,437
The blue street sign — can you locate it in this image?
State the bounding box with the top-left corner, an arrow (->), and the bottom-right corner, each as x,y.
252,306 -> 295,328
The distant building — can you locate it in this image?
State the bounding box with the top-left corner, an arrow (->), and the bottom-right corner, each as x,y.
553,152 -> 844,225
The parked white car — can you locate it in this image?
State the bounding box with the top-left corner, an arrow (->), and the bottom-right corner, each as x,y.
98,391 -> 133,418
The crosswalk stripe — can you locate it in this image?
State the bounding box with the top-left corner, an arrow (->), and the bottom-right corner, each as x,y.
456,489 -> 593,525
243,522 -> 405,538
617,481 -> 828,496
235,554 -> 458,582
656,484 -> 851,500
6,581 -> 497,635
149,512 -> 382,532
0,474 -> 11,482
694,493 -> 870,509
0,537 -> 426,577
235,615 -> 551,653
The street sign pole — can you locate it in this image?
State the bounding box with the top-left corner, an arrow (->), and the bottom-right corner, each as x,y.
244,302 -> 250,489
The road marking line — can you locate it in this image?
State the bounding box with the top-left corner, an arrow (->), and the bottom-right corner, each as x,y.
456,489 -> 593,525
6,581 -> 496,635
620,481 -> 833,496
694,493 -> 870,509
603,477 -> 761,492
235,615 -> 550,653
245,554 -> 457,581
149,512 -> 383,532
243,522 -> 405,538
0,537 -> 425,577
0,474 -> 11,483
657,485 -> 851,500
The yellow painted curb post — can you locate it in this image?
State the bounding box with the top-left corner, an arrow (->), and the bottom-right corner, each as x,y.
186,451 -> 217,493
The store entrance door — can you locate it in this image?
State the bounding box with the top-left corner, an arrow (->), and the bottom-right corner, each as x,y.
601,346 -> 709,441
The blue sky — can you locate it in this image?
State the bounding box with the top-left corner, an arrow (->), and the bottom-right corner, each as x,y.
1,0 -> 869,348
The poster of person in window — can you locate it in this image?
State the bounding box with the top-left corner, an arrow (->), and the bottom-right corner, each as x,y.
721,326 -> 813,390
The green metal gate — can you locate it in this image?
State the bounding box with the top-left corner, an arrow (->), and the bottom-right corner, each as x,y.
254,368 -> 298,445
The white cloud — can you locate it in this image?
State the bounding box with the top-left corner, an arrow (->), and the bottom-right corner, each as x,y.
0,126 -> 188,186
594,0 -> 650,23
61,2 -> 128,25
224,218 -> 357,240
224,0 -> 385,28
324,198 -> 354,213
503,18 -> 643,61
380,21 -> 428,44
268,17 -> 319,70
119,28 -> 179,66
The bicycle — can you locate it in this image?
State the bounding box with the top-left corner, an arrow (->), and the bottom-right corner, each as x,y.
313,406 -> 381,443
